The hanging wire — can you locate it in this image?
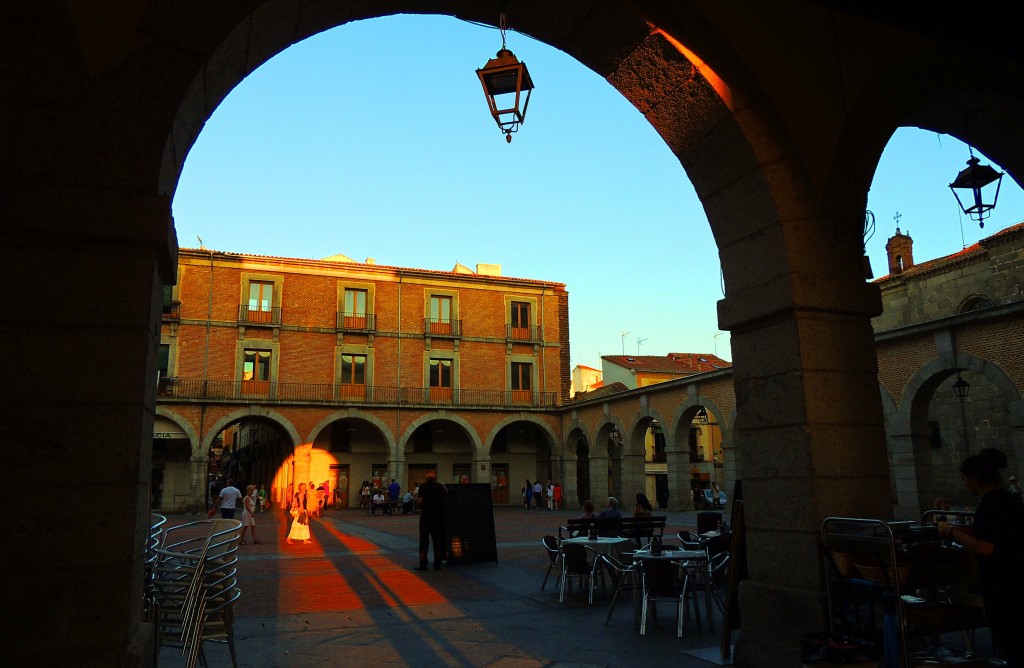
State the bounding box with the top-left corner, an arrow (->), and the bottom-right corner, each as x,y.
499,10 -> 507,49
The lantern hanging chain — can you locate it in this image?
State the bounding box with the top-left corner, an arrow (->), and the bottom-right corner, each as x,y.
499,10 -> 508,50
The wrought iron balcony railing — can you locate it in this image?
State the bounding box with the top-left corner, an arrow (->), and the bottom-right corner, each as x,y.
423,318 -> 462,337
237,305 -> 282,326
336,311 -> 376,332
157,378 -> 558,408
162,301 -> 181,320
505,324 -> 540,341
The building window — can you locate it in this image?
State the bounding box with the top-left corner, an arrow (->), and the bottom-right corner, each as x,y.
343,288 -> 368,328
243,349 -> 271,396
340,353 -> 366,399
958,295 -> 994,313
247,281 -> 274,323
510,301 -> 530,339
429,294 -> 453,334
428,358 -> 453,402
511,361 -> 532,404
158,344 -> 170,379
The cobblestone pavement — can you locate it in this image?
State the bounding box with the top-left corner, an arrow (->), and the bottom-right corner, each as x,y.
159,505 -> 736,667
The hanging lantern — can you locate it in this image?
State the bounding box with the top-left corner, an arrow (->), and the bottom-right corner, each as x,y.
476,12 -> 534,143
949,154 -> 1003,228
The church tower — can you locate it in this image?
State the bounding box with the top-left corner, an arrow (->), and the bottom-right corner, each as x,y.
885,227 -> 914,275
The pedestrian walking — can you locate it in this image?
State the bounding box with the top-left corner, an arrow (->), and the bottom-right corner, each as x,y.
210,478 -> 242,519
239,485 -> 261,544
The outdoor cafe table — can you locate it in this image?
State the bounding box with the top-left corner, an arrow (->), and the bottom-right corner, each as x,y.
562,535 -> 631,560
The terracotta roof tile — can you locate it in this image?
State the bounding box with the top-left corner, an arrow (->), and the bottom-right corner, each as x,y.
602,353 -> 731,374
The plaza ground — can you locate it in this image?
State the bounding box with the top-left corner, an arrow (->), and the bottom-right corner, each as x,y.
159,504 -> 737,667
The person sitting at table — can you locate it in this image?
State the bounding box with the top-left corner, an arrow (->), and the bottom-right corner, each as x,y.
598,496 -> 622,519
578,500 -> 597,520
371,489 -> 387,516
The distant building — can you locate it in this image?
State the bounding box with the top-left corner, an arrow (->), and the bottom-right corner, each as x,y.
601,352 -> 731,389
570,363 -> 603,397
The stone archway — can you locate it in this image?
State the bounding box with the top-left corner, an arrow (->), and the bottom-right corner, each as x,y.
10,4 -> 1024,665
892,353 -> 1024,517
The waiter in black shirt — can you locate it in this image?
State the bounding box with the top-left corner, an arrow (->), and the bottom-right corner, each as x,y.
415,471 -> 447,571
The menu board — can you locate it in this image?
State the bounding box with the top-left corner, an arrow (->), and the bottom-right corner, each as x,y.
443,484 -> 498,564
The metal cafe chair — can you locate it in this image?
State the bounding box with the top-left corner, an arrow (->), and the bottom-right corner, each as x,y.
601,553 -> 638,627
559,542 -> 602,604
636,556 -> 690,637
151,519 -> 242,668
540,535 -> 562,591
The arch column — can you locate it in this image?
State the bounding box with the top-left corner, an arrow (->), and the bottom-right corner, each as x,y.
2,185 -> 176,664
885,412 -> 932,519
723,281 -> 891,664
665,446 -> 694,511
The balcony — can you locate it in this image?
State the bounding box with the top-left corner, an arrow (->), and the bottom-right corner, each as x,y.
505,324 -> 540,341
238,305 -> 282,326
336,311 -> 376,332
162,301 -> 181,320
157,378 -> 558,408
423,318 -> 462,338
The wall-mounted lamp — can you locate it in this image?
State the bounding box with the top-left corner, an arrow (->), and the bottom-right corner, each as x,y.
952,373 -> 971,401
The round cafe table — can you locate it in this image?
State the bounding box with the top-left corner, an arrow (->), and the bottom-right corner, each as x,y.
562,535 -> 631,560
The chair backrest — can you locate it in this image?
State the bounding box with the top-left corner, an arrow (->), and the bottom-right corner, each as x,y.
600,552 -> 634,576
561,543 -> 596,574
708,551 -> 730,585
677,530 -> 702,550
542,535 -> 560,563
705,534 -> 730,559
639,558 -> 683,598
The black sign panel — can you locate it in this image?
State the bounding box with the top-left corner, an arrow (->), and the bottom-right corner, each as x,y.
443,483 -> 498,564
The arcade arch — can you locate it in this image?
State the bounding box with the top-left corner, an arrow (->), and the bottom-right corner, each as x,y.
887,354 -> 1024,518
487,418 -> 556,506
309,412 -> 392,508
12,4 -> 1024,666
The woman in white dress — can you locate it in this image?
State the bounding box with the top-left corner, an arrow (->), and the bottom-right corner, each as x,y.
286,483 -> 311,544
240,485 -> 261,544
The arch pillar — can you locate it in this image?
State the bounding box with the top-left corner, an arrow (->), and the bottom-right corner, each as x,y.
665,445 -> 694,511
292,444 -> 313,490
3,185 -> 176,664
884,412 -> 928,519
721,258 -> 891,664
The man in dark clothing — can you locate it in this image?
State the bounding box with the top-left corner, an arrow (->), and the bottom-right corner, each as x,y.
415,471 -> 447,571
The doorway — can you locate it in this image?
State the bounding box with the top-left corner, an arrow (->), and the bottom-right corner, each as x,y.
330,464 -> 349,509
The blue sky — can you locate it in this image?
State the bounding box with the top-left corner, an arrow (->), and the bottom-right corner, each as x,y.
171,14 -> 1023,370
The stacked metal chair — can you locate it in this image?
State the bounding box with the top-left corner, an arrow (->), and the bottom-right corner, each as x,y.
150,519 -> 242,667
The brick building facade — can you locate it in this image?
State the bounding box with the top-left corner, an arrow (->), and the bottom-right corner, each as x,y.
156,248 -> 569,510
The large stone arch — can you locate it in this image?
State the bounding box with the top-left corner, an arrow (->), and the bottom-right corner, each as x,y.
12,4 -> 1024,666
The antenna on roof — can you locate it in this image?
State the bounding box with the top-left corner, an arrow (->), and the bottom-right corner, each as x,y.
637,337 -> 648,355
620,331 -> 630,355
196,235 -> 205,250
